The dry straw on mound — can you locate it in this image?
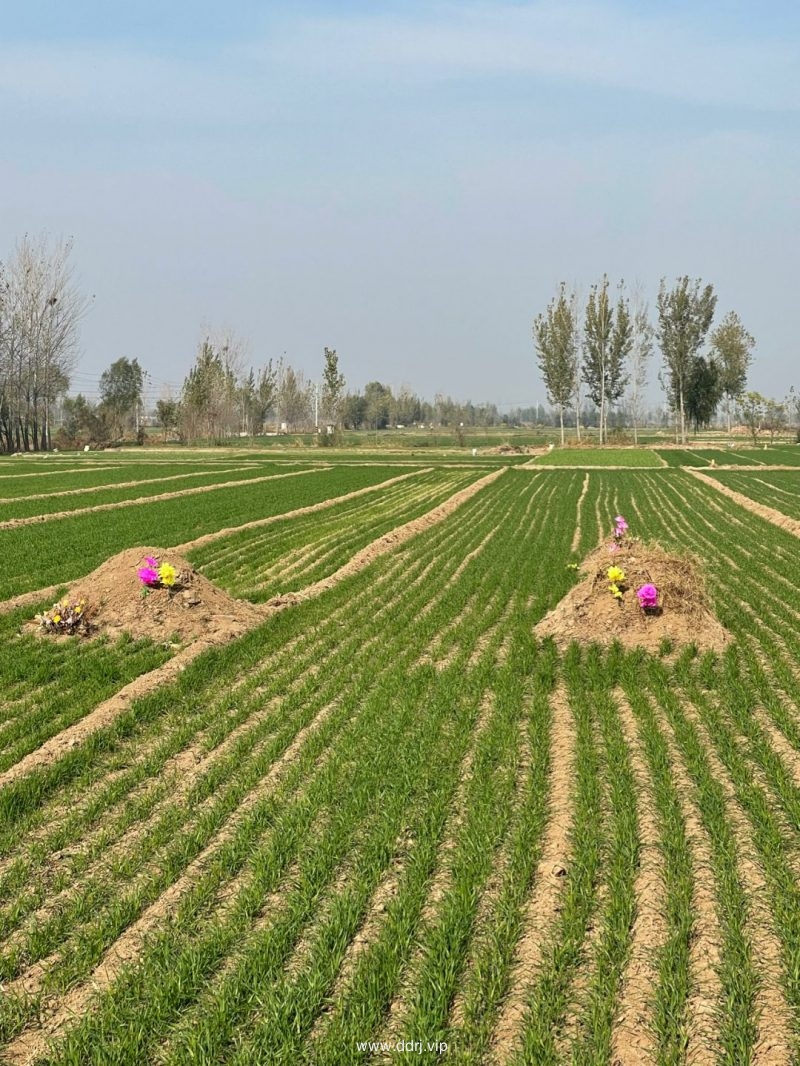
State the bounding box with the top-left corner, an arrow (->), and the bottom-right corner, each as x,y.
30,546 -> 263,646
536,541 -> 730,654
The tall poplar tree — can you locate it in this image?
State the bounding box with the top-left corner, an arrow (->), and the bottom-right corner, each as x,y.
657,276 -> 716,444
582,276 -> 631,443
534,283 -> 578,445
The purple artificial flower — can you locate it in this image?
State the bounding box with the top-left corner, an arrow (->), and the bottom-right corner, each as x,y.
138,566 -> 159,586
637,583 -> 658,609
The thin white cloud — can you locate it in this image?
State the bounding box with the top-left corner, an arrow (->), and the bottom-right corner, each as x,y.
250,1 -> 800,113
0,3 -> 796,125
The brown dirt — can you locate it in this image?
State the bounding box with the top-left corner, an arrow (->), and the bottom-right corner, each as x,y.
2,470 -> 502,793
535,541 -> 731,655
648,700 -> 723,1066
690,469 -> 800,538
491,683 -> 576,1063
611,689 -> 667,1065
485,444 -> 544,456
571,473 -> 590,553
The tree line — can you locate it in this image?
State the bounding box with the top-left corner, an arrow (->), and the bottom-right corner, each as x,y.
3,236 -> 798,452
60,338 -> 507,448
534,275 -> 769,445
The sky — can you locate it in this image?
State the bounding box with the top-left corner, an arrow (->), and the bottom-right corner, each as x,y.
1,0 -> 798,412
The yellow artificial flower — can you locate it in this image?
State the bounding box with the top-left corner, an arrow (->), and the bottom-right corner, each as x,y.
52,614 -> 61,623
607,566 -> 626,584
158,562 -> 177,587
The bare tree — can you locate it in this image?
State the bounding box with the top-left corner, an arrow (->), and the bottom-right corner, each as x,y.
0,235 -> 88,451
626,287 -> 654,444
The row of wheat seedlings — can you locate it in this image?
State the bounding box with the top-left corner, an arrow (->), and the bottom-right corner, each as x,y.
0,463 -> 306,519
191,468 -> 477,600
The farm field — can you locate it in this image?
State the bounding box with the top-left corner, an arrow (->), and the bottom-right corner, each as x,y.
656,445 -> 800,468
532,448 -> 663,467
702,469 -> 800,521
655,448 -> 763,468
2,454 -> 800,1063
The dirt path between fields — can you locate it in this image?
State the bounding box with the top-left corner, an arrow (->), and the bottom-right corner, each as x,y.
570,473 -> 590,553
0,468 -> 504,793
690,469 -> 800,538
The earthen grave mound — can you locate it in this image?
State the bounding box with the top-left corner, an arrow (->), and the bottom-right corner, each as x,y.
535,541 -> 730,654
30,546 -> 263,645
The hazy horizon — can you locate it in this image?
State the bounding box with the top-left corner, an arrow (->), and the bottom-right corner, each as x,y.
2,1 -> 798,413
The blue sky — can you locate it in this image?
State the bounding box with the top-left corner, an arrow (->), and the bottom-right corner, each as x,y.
1,1 -> 798,409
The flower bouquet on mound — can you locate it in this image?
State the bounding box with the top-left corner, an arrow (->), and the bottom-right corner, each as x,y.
137,556 -> 186,596
605,516 -> 660,613
36,597 -> 96,637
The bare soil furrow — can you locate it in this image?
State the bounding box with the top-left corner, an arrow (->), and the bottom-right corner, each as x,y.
490,683 -> 576,1064
648,702 -> 725,1066
690,470 -> 800,538
611,689 -> 668,1066
570,473 -> 591,553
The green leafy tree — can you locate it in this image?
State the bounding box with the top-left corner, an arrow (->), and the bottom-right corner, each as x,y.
534,282 -> 579,445
709,311 -> 755,436
657,276 -> 717,443
99,357 -> 144,440
155,398 -> 179,442
685,356 -> 723,432
59,393 -> 111,447
582,276 -> 631,443
341,391 -> 367,429
364,381 -> 393,431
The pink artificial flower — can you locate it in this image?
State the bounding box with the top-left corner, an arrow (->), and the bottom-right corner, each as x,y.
637,583 -> 658,609
138,566 -> 159,586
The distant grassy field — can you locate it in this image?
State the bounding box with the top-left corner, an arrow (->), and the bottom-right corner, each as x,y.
533,447 -> 663,467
